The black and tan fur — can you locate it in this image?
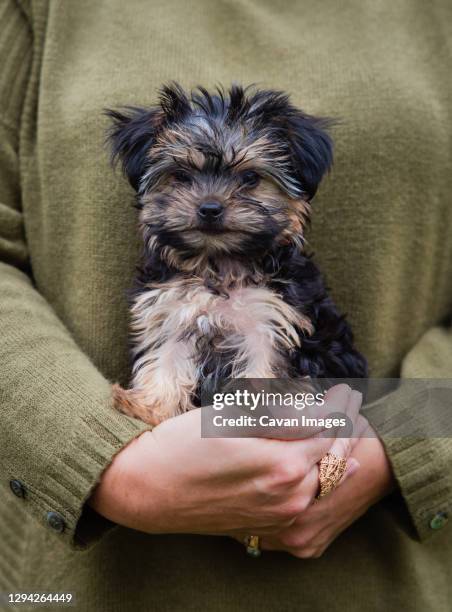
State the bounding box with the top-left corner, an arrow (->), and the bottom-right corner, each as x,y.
106,84 -> 367,425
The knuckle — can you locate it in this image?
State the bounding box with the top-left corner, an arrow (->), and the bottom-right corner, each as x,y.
282,531 -> 310,549
276,496 -> 309,520
287,500 -> 306,518
272,505 -> 296,522
335,383 -> 351,394
271,503 -> 296,523
333,441 -> 348,459
310,548 -> 325,559
271,460 -> 303,487
297,455 -> 310,479
280,533 -> 297,548
297,495 -> 312,514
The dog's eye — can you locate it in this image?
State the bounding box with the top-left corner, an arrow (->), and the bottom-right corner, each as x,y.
173,170 -> 192,185
240,171 -> 260,188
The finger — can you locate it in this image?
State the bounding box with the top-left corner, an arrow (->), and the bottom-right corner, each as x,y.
280,462 -> 320,508
313,448 -> 360,503
336,413 -> 373,456
328,434 -> 353,459
259,538 -> 281,551
350,413 -> 372,442
319,384 -> 355,440
293,434 -> 336,468
227,523 -> 292,540
327,390 -> 363,458
294,384 -> 352,429
255,417 -> 329,440
265,385 -> 357,441
339,457 -> 360,484
315,436 -> 353,501
261,395 -> 348,441
323,383 -> 352,414
343,390 -> 363,426
230,533 -> 282,552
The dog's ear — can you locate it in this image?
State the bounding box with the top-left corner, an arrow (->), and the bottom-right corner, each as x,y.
158,82 -> 191,123
285,112 -> 334,200
105,84 -> 191,192
247,89 -> 334,200
105,106 -> 164,192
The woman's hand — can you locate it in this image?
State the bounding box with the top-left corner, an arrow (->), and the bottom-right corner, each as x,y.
89,384 -> 362,537
257,427 -> 396,558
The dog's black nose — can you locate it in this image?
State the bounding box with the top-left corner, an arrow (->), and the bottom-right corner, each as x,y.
198,202 -> 224,220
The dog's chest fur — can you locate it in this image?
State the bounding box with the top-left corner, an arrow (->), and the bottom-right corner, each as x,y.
129,279 -> 313,415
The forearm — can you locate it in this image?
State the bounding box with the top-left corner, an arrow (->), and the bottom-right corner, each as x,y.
0,18 -> 151,546
365,384 -> 452,540
364,326 -> 452,539
0,260 -> 151,546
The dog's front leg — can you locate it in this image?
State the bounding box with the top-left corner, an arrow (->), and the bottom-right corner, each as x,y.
113,333 -> 199,425
227,328 -> 285,379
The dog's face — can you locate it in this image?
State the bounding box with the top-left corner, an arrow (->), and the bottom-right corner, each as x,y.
106,84 -> 333,261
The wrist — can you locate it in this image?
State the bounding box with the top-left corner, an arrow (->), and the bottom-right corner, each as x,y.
353,434 -> 396,502
88,430 -> 161,530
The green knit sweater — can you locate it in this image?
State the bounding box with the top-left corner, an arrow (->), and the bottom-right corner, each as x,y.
1,0 -> 452,610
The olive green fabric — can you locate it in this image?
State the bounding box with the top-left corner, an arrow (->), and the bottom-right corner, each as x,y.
1,0 -> 452,610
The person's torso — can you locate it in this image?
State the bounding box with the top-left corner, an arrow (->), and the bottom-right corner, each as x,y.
11,1 -> 452,610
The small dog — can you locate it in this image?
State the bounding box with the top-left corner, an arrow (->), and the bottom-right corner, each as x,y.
106,84 -> 367,425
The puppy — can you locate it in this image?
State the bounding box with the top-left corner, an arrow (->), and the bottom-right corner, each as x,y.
106,84 -> 367,425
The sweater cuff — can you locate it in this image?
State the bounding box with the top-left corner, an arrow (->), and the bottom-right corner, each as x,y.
364,383 -> 452,541
7,397 -> 150,550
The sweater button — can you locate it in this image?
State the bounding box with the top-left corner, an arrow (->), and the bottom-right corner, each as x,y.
9,479 -> 26,499
46,511 -> 66,533
429,512 -> 448,530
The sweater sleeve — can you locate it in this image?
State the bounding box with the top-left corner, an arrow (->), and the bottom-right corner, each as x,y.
0,0 -> 150,550
364,325 -> 452,541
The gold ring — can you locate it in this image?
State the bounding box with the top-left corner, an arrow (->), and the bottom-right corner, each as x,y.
244,535 -> 261,557
316,452 -> 347,499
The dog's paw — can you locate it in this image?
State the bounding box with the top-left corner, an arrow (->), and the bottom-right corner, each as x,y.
111,384 -> 167,426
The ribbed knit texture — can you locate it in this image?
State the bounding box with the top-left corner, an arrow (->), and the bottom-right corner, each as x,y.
1,0 -> 452,610
365,380 -> 452,540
